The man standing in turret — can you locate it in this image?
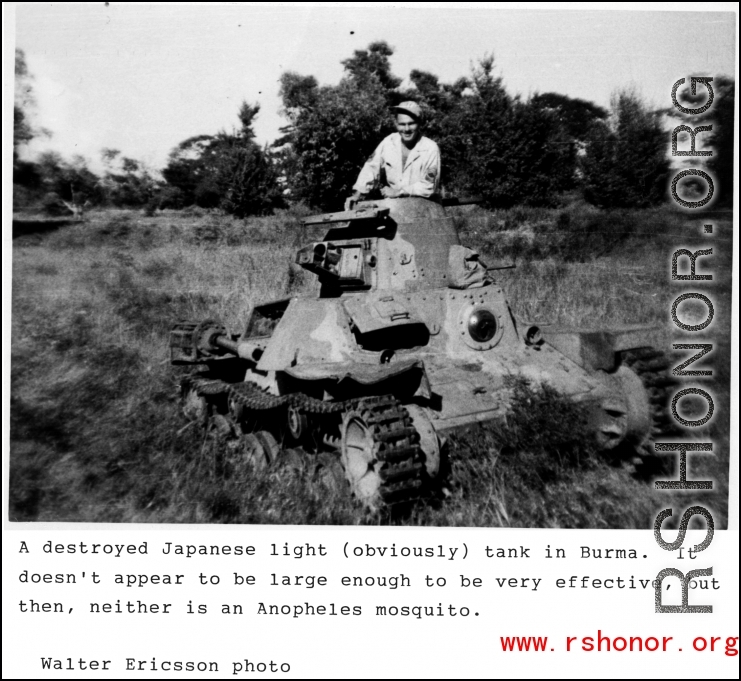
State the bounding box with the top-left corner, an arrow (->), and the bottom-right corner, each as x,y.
345,101 -> 440,209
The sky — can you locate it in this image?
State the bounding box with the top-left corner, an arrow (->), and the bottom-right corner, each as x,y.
8,3 -> 738,172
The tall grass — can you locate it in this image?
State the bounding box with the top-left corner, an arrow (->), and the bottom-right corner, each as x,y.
10,205 -> 731,526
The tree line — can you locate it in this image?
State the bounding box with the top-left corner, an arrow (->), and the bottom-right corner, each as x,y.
12,44 -> 735,216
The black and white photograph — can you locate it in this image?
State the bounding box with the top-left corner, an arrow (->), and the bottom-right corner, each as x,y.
8,3 -> 736,528
4,4 -> 738,678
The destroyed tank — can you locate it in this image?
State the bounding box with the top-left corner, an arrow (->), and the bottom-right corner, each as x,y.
170,198 -> 674,510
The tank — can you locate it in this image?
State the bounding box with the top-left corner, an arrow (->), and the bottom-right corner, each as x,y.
169,198 -> 675,510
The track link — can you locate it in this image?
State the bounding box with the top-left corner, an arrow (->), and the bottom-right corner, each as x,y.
182,374 -> 359,415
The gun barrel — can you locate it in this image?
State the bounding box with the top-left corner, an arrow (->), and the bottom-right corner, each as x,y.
303,206 -> 389,225
213,335 -> 239,355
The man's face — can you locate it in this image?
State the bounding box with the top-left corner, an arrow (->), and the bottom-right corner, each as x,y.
396,113 -> 420,145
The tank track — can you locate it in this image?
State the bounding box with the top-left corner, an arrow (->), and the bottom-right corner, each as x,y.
180,374 -> 424,507
182,374 -> 356,414
620,347 -> 678,465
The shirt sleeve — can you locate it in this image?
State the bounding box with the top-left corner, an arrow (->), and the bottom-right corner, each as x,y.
402,142 -> 440,198
352,140 -> 385,195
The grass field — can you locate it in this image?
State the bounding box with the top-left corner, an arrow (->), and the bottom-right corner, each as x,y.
9,203 -> 733,527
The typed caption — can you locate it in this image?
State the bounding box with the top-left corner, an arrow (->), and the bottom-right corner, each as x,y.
5,530 -> 738,678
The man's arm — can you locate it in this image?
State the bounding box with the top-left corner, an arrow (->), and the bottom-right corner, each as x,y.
345,140 -> 387,209
352,140 -> 385,196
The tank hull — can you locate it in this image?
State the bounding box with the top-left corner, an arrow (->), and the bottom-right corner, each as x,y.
244,286 -> 606,431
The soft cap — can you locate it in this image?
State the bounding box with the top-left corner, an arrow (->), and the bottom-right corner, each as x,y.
391,101 -> 423,121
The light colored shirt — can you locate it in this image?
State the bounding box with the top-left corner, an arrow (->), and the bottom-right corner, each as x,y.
353,133 -> 440,198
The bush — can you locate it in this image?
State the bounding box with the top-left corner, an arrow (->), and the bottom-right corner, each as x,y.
491,377 -> 596,482
147,185 -> 186,213
40,192 -> 67,216
581,88 -> 670,208
457,202 -> 675,265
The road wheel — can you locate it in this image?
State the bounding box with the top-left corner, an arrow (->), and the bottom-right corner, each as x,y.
200,413 -> 237,478
312,451 -> 346,494
286,405 -> 309,443
182,388 -> 209,430
243,431 -> 280,471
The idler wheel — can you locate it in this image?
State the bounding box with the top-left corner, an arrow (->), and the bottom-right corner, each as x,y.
592,397 -> 630,451
613,365 -> 652,447
592,366 -> 649,451
592,348 -> 676,469
619,348 -> 677,474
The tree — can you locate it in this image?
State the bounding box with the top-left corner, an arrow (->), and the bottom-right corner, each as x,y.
162,102 -> 282,216
704,76 -> 735,207
277,46 -> 619,208
278,44 -> 400,208
341,41 -> 401,95
162,135 -> 220,207
14,49 -> 36,159
99,149 -> 159,207
279,73 -> 319,115
670,75 -> 734,207
433,56 -> 510,199
215,103 -> 283,217
35,152 -> 96,199
581,88 -> 670,208
14,49 -> 52,160
405,69 -> 469,151
13,49 -> 52,207
30,151 -> 101,213
529,93 -> 609,195
432,57 -> 575,206
531,93 -> 608,142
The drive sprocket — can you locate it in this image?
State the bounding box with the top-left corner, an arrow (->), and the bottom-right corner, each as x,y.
341,397 -> 424,511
